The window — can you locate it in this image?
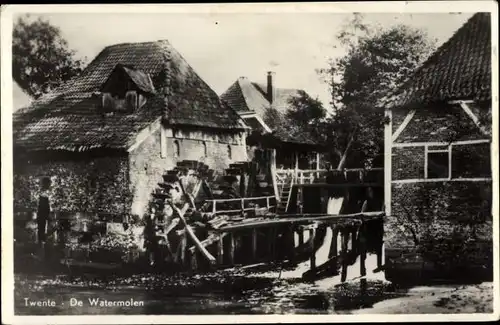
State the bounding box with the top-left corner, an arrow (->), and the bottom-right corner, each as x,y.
202,141 -> 207,157
173,140 -> 180,158
425,145 -> 451,179
125,90 -> 138,111
227,145 -> 232,159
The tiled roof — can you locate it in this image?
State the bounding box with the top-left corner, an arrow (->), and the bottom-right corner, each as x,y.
381,13 -> 491,109
116,64 -> 156,95
221,77 -> 302,118
13,40 -> 244,152
221,77 -> 317,146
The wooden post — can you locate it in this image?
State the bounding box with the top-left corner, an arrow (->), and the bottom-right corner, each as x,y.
241,198 -> 245,216
212,201 -> 216,214
270,149 -> 280,203
180,233 -> 187,266
315,152 -> 320,178
191,251 -> 198,271
229,233 -> 235,265
294,151 -> 299,171
173,204 -> 216,265
217,236 -> 224,265
268,227 -> 276,261
309,227 -> 317,271
340,230 -> 349,282
350,228 -> 357,254
377,241 -> 383,269
384,108 -> 392,216
288,224 -> 296,264
252,228 -> 258,261
298,228 -> 304,246
266,197 -> 270,209
359,229 -> 366,278
329,225 -> 339,259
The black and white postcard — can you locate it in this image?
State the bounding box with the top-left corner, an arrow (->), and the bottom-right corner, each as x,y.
1,2 -> 498,324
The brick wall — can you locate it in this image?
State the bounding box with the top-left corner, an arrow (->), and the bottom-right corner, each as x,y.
14,154 -> 131,216
392,146 -> 425,180
387,106 -> 493,280
386,181 -> 493,272
395,106 -> 485,143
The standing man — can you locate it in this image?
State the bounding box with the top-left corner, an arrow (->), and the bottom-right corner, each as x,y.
37,177 -> 51,247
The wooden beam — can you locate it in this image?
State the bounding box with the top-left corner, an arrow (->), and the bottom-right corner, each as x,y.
456,100 -> 489,135
340,231 -> 349,282
424,144 -> 428,179
309,227 -> 317,271
229,233 -> 236,265
293,183 -> 382,189
217,236 -> 224,265
329,226 -> 339,259
393,139 -> 490,147
172,204 -> 216,265
391,109 -> 415,142
188,232 -> 227,254
217,212 -> 385,231
392,178 -> 492,184
384,108 -> 392,217
252,228 -> 258,261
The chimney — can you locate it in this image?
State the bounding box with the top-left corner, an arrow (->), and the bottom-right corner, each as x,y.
267,71 -> 276,105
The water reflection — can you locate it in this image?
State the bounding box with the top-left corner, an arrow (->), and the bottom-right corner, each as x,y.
15,271 -> 402,315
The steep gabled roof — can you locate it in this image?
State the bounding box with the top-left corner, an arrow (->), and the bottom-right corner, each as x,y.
221,76 -> 319,146
382,13 -> 491,109
221,77 -> 303,119
13,40 -> 244,152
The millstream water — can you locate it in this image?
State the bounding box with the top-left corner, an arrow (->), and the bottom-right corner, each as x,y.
15,227 -> 406,315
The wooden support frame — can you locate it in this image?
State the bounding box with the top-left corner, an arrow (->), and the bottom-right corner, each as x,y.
393,139 -> 490,147
391,109 -> 416,142
172,203 -> 216,265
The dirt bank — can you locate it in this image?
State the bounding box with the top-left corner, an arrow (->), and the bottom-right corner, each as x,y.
352,282 -> 494,314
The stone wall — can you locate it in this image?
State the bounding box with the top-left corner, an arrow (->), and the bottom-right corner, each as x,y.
13,154 -> 131,217
386,181 -> 493,278
392,146 -> 425,180
128,125 -> 248,217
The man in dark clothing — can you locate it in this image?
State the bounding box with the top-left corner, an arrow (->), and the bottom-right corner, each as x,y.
37,177 -> 51,245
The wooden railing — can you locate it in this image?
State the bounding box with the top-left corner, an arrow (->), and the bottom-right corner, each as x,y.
276,167 -> 384,186
206,196 -> 277,215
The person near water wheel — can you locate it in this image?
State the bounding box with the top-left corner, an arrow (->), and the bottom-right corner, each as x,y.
144,208 -> 159,266
37,177 -> 52,247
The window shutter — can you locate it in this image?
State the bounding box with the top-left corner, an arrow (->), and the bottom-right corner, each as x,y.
102,93 -> 114,112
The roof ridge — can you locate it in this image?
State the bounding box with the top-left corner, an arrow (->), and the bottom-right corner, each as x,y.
380,12 -> 491,108
102,39 -> 172,49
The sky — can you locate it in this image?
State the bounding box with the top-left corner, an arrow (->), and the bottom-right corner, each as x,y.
18,11 -> 473,108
